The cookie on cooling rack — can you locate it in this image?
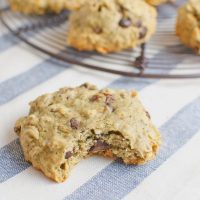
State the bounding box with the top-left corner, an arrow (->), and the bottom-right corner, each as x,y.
8,0 -> 68,15
176,0 -> 200,54
67,0 -> 157,54
14,83 -> 161,182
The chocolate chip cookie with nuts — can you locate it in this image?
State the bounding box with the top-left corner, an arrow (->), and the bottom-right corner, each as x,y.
67,0 -> 157,53
15,83 -> 161,182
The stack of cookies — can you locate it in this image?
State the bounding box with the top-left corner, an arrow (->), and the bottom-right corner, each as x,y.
8,0 -> 171,53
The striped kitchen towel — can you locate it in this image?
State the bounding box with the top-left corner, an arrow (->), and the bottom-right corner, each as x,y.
1,0 -> 200,199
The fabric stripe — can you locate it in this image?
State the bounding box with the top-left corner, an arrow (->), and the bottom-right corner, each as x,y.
109,77 -> 154,91
64,96 -> 200,200
0,24 -> 9,38
0,139 -> 30,183
0,28 -> 63,82
0,59 -> 67,105
0,0 -> 7,10
0,33 -> 19,53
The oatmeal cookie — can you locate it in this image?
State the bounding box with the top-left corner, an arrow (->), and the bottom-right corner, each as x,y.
15,83 -> 161,182
67,0 -> 157,53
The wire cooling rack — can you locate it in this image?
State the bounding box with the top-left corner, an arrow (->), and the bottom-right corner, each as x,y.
1,1 -> 200,79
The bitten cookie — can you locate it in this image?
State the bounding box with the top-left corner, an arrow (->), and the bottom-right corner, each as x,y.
8,0 -> 68,15
15,83 -> 161,183
176,0 -> 200,54
67,0 -> 157,53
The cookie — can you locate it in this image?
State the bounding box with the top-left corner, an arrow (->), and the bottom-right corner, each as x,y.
15,83 -> 161,183
176,0 -> 200,54
67,0 -> 157,54
9,0 -> 68,15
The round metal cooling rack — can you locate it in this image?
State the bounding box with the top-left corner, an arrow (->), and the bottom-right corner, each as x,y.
1,2 -> 200,79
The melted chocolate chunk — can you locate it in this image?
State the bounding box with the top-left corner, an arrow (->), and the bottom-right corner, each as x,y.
70,118 -> 80,129
89,140 -> 110,152
119,18 -> 132,28
139,27 -> 147,39
65,151 -> 73,159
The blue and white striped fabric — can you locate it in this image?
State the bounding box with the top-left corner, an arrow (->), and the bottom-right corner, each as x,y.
1,1 -> 200,200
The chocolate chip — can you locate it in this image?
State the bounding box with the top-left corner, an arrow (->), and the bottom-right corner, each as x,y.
14,126 -> 21,134
90,95 -> 100,102
104,94 -> 115,106
60,163 -> 66,169
135,20 -> 142,28
145,111 -> 151,119
65,151 -> 73,159
89,140 -> 110,152
139,27 -> 147,39
70,118 -> 80,129
119,18 -> 132,28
